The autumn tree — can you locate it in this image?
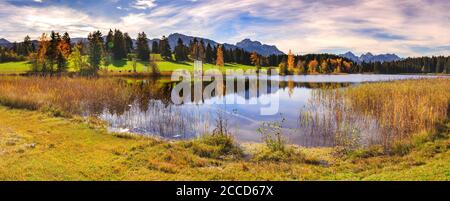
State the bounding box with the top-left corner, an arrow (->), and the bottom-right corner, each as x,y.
37,33 -> 50,73
287,50 -> 295,74
308,59 -> 319,73
216,44 -> 224,67
56,33 -> 71,73
190,38 -> 205,61
250,52 -> 261,68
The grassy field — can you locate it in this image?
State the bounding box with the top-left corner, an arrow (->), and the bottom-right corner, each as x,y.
0,105 -> 448,180
0,61 -> 30,75
0,76 -> 448,180
0,58 -> 259,76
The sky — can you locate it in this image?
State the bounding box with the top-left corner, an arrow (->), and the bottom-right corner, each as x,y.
0,0 -> 449,57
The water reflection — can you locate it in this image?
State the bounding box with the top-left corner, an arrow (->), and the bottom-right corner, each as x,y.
95,74 -> 446,147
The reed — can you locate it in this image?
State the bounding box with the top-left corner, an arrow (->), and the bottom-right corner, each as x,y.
0,76 -> 142,116
301,78 -> 450,150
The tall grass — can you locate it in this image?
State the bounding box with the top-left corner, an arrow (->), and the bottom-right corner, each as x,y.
301,78 -> 450,150
0,76 -> 144,116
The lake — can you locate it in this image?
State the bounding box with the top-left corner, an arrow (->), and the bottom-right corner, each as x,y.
97,74 -> 448,147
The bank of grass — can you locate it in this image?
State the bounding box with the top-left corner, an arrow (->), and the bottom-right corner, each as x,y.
0,61 -> 30,75
0,106 -> 448,180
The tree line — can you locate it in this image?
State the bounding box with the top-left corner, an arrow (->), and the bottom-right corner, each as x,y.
1,29 -> 449,75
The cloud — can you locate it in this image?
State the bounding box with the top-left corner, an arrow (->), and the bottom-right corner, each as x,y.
0,0 -> 449,57
131,0 -> 157,10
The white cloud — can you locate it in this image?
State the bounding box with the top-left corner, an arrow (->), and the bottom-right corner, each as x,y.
0,0 -> 449,57
132,0 -> 157,10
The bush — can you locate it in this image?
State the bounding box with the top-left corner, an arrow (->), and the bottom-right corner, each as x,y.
186,134 -> 242,160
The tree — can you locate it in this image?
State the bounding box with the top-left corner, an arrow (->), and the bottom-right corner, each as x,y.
68,44 -> 88,73
105,29 -> 114,53
149,55 -> 160,77
87,31 -> 104,75
37,33 -> 50,73
159,35 -> 172,60
205,43 -> 213,63
250,52 -> 260,68
113,29 -> 126,60
287,50 -> 295,74
136,32 -> 150,61
174,38 -> 188,62
151,41 -> 159,54
47,31 -> 61,73
124,32 -> 133,54
308,59 -> 319,73
216,44 -> 224,67
191,38 -> 205,61
56,36 -> 71,73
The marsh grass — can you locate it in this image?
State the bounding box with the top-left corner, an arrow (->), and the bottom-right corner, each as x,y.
0,76 -> 148,116
302,78 -> 450,151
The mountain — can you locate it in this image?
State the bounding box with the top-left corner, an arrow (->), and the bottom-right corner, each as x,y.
150,33 -> 284,56
236,39 -> 284,56
0,38 -> 12,48
340,51 -> 401,63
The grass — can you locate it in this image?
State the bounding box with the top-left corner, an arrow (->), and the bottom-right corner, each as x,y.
0,61 -> 30,75
0,105 -> 448,180
302,78 -> 450,149
103,59 -> 260,75
0,56 -> 261,76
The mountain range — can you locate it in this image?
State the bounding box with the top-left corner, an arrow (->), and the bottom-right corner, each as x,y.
339,51 -> 401,63
1,35 -> 403,62
148,33 -> 285,56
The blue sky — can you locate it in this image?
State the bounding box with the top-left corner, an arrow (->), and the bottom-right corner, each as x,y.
1,0 -> 449,57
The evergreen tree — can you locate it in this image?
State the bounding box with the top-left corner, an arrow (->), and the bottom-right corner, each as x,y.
205,43 -> 213,63
151,41 -> 159,54
124,33 -> 133,54
87,31 -> 104,75
159,35 -> 172,60
174,38 -> 187,62
136,32 -> 150,61
113,29 -> 126,60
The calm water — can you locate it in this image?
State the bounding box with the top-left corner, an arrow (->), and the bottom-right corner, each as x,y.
98,74 -> 448,147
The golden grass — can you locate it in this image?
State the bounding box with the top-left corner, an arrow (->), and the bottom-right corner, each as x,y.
0,76 -> 149,116
304,78 -> 450,149
0,106 -> 448,180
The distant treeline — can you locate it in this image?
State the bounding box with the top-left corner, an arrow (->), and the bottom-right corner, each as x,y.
1,29 -> 449,75
359,56 -> 450,74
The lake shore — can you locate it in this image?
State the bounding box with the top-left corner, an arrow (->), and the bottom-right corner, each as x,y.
0,105 -> 448,180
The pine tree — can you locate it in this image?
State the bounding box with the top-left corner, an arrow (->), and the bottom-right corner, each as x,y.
151,41 -> 159,54
174,38 -> 187,62
159,36 -> 172,60
124,33 -> 133,54
205,43 -> 213,64
113,29 -> 126,60
87,31 -> 104,75
136,32 -> 150,61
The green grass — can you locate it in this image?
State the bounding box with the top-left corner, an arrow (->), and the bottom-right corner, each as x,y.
104,59 -> 259,74
0,55 -> 262,75
0,105 -> 448,181
0,61 -> 30,75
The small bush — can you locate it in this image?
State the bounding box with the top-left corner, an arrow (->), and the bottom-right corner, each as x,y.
188,134 -> 242,160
